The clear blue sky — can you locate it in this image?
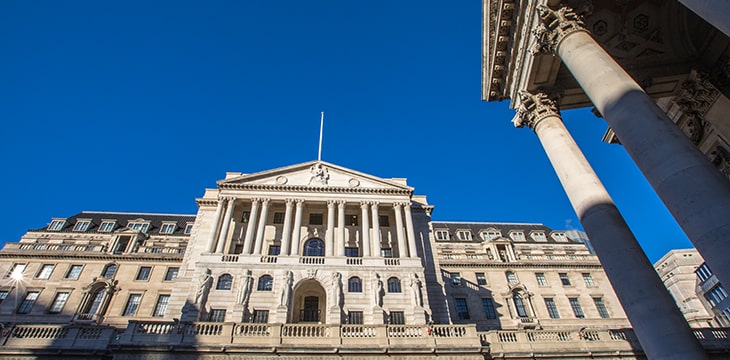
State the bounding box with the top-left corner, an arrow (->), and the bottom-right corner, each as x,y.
0,1 -> 692,262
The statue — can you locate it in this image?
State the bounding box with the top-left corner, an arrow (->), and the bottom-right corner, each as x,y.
308,163 -> 330,185
410,274 -> 423,307
195,268 -> 212,306
280,271 -> 293,306
237,270 -> 253,306
332,272 -> 342,307
373,273 -> 384,307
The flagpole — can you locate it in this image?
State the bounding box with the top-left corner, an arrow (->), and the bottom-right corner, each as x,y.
318,112 -> 324,161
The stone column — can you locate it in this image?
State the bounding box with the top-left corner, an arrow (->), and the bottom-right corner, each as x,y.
393,203 -> 407,258
326,200 -> 336,257
280,199 -> 295,256
243,198 -> 261,255
206,199 -> 226,253
291,200 -> 304,255
337,201 -> 346,257
677,0 -> 730,37
403,203 -> 418,258
535,5 -> 730,295
360,202 -> 371,257
216,198 -> 236,254
371,202 -> 382,257
514,89 -> 707,360
253,198 -> 271,255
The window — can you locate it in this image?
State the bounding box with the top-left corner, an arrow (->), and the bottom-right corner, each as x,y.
544,298 -> 560,319
65,265 -> 83,280
48,292 -> 70,314
381,248 -> 393,258
48,219 -> 66,231
136,266 -> 152,281
435,230 -> 450,241
113,236 -> 131,254
85,289 -> 105,316
389,311 -> 405,325
532,232 -> 547,242
345,247 -> 359,257
510,231 -> 525,242
160,223 -> 176,234
379,215 -> 390,227
217,274 -> 233,290
553,232 -> 567,242
101,264 -> 117,278
208,309 -> 226,322
506,271 -> 518,285
345,215 -> 358,226
559,273 -> 571,286
252,310 -> 269,323
456,230 -> 472,241
697,263 -> 713,282
73,220 -> 91,232
150,294 -> 171,317
482,298 -> 497,319
582,273 -> 595,287
348,277 -> 362,293
241,211 -> 250,223
569,298 -> 585,318
99,221 -> 116,232
184,224 -> 194,234
165,267 -> 179,281
451,272 -> 463,287
128,221 -> 150,233
476,273 -> 488,286
5,263 -> 27,279
36,264 -> 54,279
258,275 -> 273,291
455,298 -> 470,320
482,230 -> 501,241
513,293 -> 528,318
122,294 -> 142,316
303,238 -> 325,256
308,213 -> 323,225
593,297 -> 610,318
268,245 -> 281,256
387,277 -> 401,293
17,291 -> 39,314
348,311 -> 363,324
705,285 -> 729,306
536,273 -> 548,286
272,212 -> 285,224
0,291 -> 8,305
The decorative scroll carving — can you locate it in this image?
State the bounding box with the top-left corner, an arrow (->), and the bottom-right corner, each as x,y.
532,5 -> 588,55
514,90 -> 561,129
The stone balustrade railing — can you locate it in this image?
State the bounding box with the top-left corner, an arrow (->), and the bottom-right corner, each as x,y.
1,242 -> 186,257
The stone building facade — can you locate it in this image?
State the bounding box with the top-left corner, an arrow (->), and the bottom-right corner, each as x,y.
654,249 -> 716,328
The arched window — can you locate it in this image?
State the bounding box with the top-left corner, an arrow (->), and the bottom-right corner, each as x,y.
513,293 -> 528,318
216,274 -> 233,290
85,288 -> 106,315
257,275 -> 273,291
387,277 -> 401,293
303,238 -> 325,256
348,277 -> 362,292
101,264 -> 117,278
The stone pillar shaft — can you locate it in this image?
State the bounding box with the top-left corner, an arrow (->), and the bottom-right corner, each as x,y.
371,203 -> 382,257
206,199 -> 225,253
361,202 -> 371,257
280,199 -> 295,256
253,199 -> 270,255
337,201 -> 346,257
403,204 -> 418,258
243,199 -> 261,255
291,200 -> 304,255
216,199 -> 236,254
326,201 -> 336,257
393,203 -> 407,258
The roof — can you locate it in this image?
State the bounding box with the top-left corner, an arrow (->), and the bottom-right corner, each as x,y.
431,221 -> 580,244
31,211 -> 196,236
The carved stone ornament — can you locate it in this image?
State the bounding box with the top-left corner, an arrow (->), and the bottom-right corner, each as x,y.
532,5 -> 588,55
514,90 -> 561,129
307,163 -> 330,186
275,176 -> 288,185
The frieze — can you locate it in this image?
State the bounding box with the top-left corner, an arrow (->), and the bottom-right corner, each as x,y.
218,183 -> 413,196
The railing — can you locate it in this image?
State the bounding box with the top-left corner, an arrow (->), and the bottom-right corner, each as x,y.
346,258 -> 363,265
299,256 -> 325,264
260,256 -> 277,263
221,255 -> 239,262
5,242 -> 186,256
384,258 -> 400,266
73,313 -> 99,322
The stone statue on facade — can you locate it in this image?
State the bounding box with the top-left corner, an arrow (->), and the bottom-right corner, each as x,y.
331,272 -> 342,308
195,268 -> 212,306
280,270 -> 293,307
373,273 -> 384,307
237,269 -> 253,306
410,274 -> 423,308
308,163 -> 329,186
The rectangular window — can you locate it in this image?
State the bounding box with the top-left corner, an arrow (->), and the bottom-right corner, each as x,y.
544,298 -> 560,319
553,232 -> 567,242
456,230 -> 472,241
17,291 -> 39,314
128,222 -> 150,233
435,230 -> 450,241
160,223 -> 176,234
389,311 -> 405,325
73,220 -> 91,232
36,264 -> 55,279
345,215 -> 358,226
208,309 -> 227,322
65,265 -> 83,280
153,295 -> 170,317
99,221 -> 116,232
184,224 -> 194,234
559,273 -> 571,286
506,272 -> 518,285
345,247 -> 359,257
0,291 -> 8,304
696,263 -> 713,282
593,297 -> 610,318
48,219 -> 65,231
482,298 -> 497,319
705,285 -> 729,306
309,213 -> 323,225
122,294 -> 142,316
532,232 -> 547,242
381,248 -> 393,258
5,263 -> 27,279
476,273 -> 487,286
536,273 -> 548,286
569,297 -> 585,318
48,292 -> 70,314
510,231 -> 525,241
272,212 -> 285,224
348,311 -> 363,324
136,266 -> 152,281
582,273 -> 595,287
113,236 -> 131,254
455,298 -> 470,320
378,215 -> 390,227
451,272 -> 462,287
268,245 -> 281,256
252,310 -> 269,323
102,264 -> 118,278
482,230 -> 501,240
165,267 -> 179,281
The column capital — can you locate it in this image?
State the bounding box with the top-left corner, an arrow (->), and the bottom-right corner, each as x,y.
219,195 -> 235,201
327,200 -> 337,208
370,201 -> 380,208
360,201 -> 370,209
532,5 -> 588,55
337,200 -> 346,208
260,197 -> 271,205
250,197 -> 262,203
284,198 -> 296,205
294,198 -> 305,205
514,90 -> 561,130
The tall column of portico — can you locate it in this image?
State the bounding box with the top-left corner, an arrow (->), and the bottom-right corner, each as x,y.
290,200 -> 304,255
243,198 -> 261,255
676,0 -> 730,37
403,203 -> 418,258
535,4 -> 730,301
326,201 -> 336,257
253,198 -> 271,255
360,202 -> 371,257
514,90 -> 707,360
337,201 -> 346,257
206,199 -> 226,253
215,198 -> 236,254
370,202 -> 382,257
280,199 -> 295,256
393,203 -> 408,258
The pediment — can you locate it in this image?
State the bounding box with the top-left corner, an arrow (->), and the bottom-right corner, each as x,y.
218,160 -> 413,192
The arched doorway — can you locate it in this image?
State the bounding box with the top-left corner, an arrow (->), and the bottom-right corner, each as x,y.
291,278 -> 326,323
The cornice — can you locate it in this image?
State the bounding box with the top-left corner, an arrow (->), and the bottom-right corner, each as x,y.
437,260 -> 602,269
483,0 -> 518,101
196,198 -> 219,207
218,183 -> 413,196
0,252 -> 184,263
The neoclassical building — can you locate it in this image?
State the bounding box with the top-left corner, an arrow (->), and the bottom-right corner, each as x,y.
4,160 -> 728,358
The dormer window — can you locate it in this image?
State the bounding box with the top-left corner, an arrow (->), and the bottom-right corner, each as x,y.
73,220 -> 91,232
48,219 -> 66,231
510,231 -> 525,242
128,221 -> 150,233
531,231 -> 547,242
553,232 -> 567,242
434,230 -> 450,241
99,220 -> 116,233
456,230 -> 472,241
160,223 -> 176,235
481,229 -> 501,241
184,223 -> 194,235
